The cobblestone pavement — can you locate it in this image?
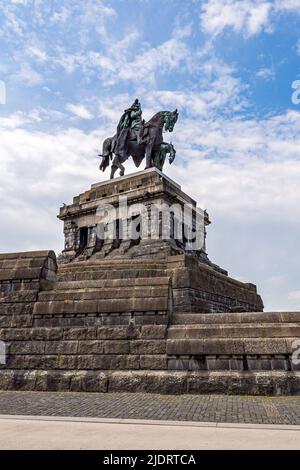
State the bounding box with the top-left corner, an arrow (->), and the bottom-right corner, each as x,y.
0,392 -> 300,425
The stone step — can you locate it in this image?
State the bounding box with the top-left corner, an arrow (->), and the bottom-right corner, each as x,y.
38,285 -> 169,302
0,251 -> 57,283
171,312 -> 300,324
166,337 -> 298,355
0,258 -> 50,269
5,338 -> 166,355
0,369 -> 299,394
0,268 -> 46,282
0,250 -> 54,260
168,323 -> 300,339
0,291 -> 38,303
0,325 -> 167,341
33,296 -> 169,315
2,354 -> 145,370
57,269 -> 167,282
58,259 -> 167,272
44,277 -> 169,291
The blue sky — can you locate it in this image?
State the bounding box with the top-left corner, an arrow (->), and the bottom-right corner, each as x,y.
1,0 -> 300,311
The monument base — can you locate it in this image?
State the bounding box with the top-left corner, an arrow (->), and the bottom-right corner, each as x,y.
0,171 -> 298,395
57,169 -> 263,313
0,250 -> 299,395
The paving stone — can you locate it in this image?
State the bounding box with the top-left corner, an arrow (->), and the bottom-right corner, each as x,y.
0,391 -> 299,425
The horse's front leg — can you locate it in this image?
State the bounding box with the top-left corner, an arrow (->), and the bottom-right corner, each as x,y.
119,164 -> 125,177
115,153 -> 125,177
144,143 -> 153,169
110,165 -> 117,179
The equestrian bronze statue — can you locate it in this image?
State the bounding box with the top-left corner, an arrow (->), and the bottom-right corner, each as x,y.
99,99 -> 178,179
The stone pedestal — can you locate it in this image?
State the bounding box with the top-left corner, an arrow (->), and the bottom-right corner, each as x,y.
58,168 -> 210,263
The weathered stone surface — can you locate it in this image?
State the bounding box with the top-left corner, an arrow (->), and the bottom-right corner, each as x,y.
77,341 -> 103,355
102,340 -> 130,354
31,327 -> 63,341
69,371 -> 108,392
8,341 -> 46,354
130,340 -> 166,355
0,328 -> 32,341
0,251 -> 57,284
0,368 -> 300,395
139,325 -> 167,339
97,326 -> 134,339
64,327 -> 97,340
91,355 -> 140,370
168,324 -> 300,339
0,172 -> 299,395
139,355 -> 168,369
108,371 -> 188,393
44,341 -> 78,355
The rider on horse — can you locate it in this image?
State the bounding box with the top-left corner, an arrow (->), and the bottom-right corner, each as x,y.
115,99 -> 144,155
99,99 -> 178,179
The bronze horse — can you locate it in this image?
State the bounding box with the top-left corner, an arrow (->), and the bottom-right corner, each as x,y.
99,110 -> 178,179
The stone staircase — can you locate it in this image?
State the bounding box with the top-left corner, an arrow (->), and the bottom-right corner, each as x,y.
1,251 -> 300,395
34,258 -> 170,317
167,312 -> 300,372
0,254 -> 171,391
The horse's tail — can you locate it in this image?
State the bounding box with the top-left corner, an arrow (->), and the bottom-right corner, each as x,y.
99,155 -> 109,172
99,137 -> 113,172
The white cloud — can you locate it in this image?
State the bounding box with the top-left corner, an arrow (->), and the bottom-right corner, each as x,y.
0,123 -> 102,254
13,62 -> 43,86
27,46 -> 48,63
120,38 -> 189,85
255,67 -> 275,80
200,0 -> 300,38
0,112 -> 27,129
1,5 -> 25,36
11,0 -> 28,4
66,103 -> 94,120
275,0 -> 300,12
82,33 -> 190,87
50,6 -> 70,24
200,0 -> 272,37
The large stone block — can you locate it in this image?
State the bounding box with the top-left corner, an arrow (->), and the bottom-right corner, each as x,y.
64,327 -> 97,340
167,339 -> 246,355
130,340 -> 166,355
31,327 -> 63,341
8,341 -> 45,355
97,326 -> 134,340
77,340 -> 104,354
0,328 -> 32,341
139,355 -> 168,369
102,340 -> 130,354
70,371 -> 108,392
139,325 -> 167,339
108,371 -> 188,393
44,341 -> 78,355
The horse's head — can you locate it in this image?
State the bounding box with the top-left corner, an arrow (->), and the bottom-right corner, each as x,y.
164,109 -> 179,132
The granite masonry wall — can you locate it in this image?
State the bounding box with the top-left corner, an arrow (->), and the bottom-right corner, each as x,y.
0,250 -> 299,395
